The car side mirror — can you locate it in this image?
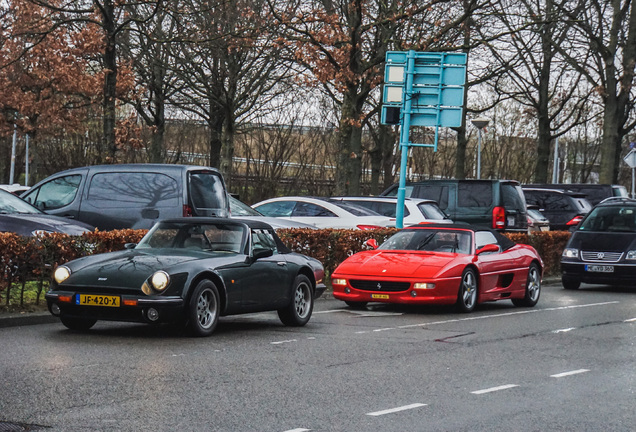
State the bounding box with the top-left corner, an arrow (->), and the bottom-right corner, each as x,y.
252,247 -> 274,260
124,243 -> 137,249
364,238 -> 378,250
476,244 -> 499,255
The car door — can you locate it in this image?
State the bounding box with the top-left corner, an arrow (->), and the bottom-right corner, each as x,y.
21,172 -> 86,220
474,231 -> 522,295
239,228 -> 293,311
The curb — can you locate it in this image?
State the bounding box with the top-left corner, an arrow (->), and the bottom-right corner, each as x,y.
0,312 -> 58,329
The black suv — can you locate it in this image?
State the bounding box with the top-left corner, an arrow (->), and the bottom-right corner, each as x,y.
522,188 -> 592,231
380,179 -> 527,232
561,197 -> 636,290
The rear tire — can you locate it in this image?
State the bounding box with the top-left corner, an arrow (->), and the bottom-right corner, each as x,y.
456,267 -> 478,313
562,276 -> 581,290
512,263 -> 541,307
60,316 -> 97,331
186,280 -> 220,337
278,275 -> 313,326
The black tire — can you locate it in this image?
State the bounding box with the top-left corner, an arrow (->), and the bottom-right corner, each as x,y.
562,276 -> 581,290
456,267 -> 478,313
345,301 -> 368,309
512,263 -> 541,307
278,275 -> 313,326
186,280 -> 220,337
60,316 -> 97,331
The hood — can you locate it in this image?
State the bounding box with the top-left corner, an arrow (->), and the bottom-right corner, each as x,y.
333,250 -> 456,278
568,230 -> 636,251
0,213 -> 93,236
63,248 -> 234,288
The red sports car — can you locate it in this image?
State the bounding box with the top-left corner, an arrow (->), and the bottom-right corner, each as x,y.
331,224 -> 543,312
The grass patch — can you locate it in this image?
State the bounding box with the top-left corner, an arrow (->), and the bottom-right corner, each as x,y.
0,280 -> 49,313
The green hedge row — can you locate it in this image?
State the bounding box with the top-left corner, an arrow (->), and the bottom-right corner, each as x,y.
0,228 -> 570,306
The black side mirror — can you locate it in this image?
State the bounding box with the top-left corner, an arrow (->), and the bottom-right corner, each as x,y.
252,247 -> 274,260
124,243 -> 137,249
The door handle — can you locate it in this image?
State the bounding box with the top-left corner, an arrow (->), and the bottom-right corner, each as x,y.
277,262 -> 286,266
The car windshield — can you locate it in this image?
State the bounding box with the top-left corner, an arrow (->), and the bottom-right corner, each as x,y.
0,190 -> 42,214
578,206 -> 636,232
417,202 -> 448,220
378,229 -> 472,254
137,222 -> 247,252
229,196 -> 262,216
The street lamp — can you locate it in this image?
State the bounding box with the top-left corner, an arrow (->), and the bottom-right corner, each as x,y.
471,117 -> 490,179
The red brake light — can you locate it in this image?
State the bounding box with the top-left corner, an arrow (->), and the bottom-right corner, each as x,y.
567,215 -> 584,226
356,224 -> 382,230
183,204 -> 193,217
493,206 -> 506,229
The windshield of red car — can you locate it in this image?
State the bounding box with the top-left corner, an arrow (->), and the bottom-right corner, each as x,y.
378,229 -> 472,254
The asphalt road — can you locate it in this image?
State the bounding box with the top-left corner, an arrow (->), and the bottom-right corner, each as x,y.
0,282 -> 634,432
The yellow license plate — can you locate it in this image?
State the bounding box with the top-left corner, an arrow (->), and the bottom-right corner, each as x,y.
78,294 -> 120,307
371,294 -> 390,300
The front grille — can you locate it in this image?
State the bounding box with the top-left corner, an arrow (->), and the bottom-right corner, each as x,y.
581,251 -> 623,262
349,280 -> 410,292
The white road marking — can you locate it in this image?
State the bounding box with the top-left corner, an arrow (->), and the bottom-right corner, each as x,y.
471,384 -> 519,395
271,339 -> 297,345
282,429 -> 310,432
551,369 -> 590,378
366,403 -> 427,416
625,317 -> 636,322
553,327 -> 576,333
353,301 -> 620,334
314,309 -> 403,317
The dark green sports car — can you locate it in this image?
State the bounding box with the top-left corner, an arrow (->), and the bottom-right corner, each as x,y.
46,218 -> 326,336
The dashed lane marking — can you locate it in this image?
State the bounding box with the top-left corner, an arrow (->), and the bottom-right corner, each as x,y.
366,403 -> 427,417
553,327 -> 576,333
471,384 -> 519,395
625,317 -> 636,322
551,369 -> 590,378
271,339 -> 297,345
282,429 -> 310,432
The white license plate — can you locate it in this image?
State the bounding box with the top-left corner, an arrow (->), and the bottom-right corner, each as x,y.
585,265 -> 614,273
507,216 -> 515,226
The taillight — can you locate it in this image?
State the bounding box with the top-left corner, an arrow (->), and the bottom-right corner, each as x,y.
527,216 -> 533,227
356,224 -> 382,230
493,206 -> 506,229
183,204 -> 193,217
567,215 -> 584,226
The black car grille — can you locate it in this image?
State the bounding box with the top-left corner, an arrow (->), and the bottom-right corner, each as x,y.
581,251 -> 623,263
349,280 -> 410,292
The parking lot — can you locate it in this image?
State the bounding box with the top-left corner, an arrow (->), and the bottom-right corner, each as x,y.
1,282 -> 634,431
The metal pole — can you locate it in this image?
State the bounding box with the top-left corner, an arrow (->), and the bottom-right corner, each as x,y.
632,167 -> 635,199
25,134 -> 30,186
396,50 -> 415,229
552,135 -> 559,183
477,129 -> 482,180
9,124 -> 17,184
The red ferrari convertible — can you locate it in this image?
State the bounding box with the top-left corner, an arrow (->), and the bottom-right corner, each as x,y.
331,224 -> 543,312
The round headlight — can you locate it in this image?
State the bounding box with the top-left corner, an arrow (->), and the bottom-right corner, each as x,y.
54,266 -> 71,284
150,271 -> 170,292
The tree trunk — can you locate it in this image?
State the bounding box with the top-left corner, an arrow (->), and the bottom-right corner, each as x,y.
102,0 -> 117,163
208,112 -> 223,169
220,114 -> 235,192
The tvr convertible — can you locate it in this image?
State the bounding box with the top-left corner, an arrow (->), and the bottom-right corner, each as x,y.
331,224 -> 542,312
46,218 -> 326,336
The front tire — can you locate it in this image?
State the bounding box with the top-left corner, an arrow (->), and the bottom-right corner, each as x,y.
513,263 -> 541,307
456,267 -> 478,313
60,316 -> 97,331
278,275 -> 313,326
186,280 -> 220,337
562,276 -> 581,290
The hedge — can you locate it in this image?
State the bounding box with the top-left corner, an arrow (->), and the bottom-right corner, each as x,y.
0,228 -> 570,306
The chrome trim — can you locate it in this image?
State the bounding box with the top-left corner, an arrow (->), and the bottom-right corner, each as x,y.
581,251 -> 623,263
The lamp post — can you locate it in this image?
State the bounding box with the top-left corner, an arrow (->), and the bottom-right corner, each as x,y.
471,117 -> 490,179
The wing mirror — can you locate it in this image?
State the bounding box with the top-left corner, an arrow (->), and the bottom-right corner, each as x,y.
364,239 -> 379,250
124,243 -> 137,249
252,248 -> 274,260
476,244 -> 499,255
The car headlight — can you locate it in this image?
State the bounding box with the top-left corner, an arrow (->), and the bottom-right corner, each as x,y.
413,283 -> 436,289
150,271 -> 170,292
627,250 -> 636,260
331,278 -> 347,286
562,248 -> 579,259
54,266 -> 71,284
